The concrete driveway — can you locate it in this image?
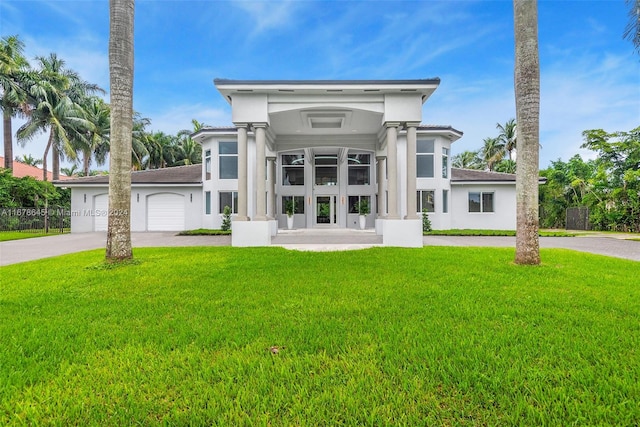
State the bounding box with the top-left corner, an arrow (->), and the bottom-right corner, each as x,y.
1,231 -> 638,267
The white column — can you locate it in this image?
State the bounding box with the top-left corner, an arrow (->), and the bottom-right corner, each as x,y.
386,123 -> 400,219
254,123 -> 267,221
236,123 -> 248,221
376,156 -> 386,217
405,123 -> 418,219
267,156 -> 276,219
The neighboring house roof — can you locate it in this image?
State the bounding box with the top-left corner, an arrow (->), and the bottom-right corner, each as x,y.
0,156 -> 69,181
451,168 -> 516,183
53,164 -> 202,186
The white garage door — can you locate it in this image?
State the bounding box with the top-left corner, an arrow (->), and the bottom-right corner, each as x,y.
147,193 -> 185,231
94,194 -> 109,231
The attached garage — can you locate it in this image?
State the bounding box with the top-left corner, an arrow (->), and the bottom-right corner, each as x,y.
94,193 -> 109,231
147,193 -> 186,231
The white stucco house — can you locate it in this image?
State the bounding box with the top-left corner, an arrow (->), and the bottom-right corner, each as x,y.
56,78 -> 519,247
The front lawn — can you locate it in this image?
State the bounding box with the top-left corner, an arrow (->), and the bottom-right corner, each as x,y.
0,229 -> 69,242
1,247 -> 638,425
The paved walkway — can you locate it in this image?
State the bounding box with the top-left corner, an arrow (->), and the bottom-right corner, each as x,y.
1,230 -> 638,266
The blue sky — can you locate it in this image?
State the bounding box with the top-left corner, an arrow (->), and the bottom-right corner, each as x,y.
2,0 -> 638,169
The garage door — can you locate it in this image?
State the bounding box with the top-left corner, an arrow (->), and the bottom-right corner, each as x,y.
94,194 -> 109,231
147,193 -> 185,231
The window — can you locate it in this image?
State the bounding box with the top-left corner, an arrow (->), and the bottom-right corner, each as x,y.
348,153 -> 370,185
348,195 -> 371,214
281,196 -> 305,214
219,191 -> 238,214
282,154 -> 304,185
219,142 -> 237,179
315,155 -> 338,185
417,190 -> 435,212
205,149 -> 211,180
442,147 -> 449,178
417,139 -> 435,178
442,189 -> 448,213
468,192 -> 494,213
205,191 -> 211,215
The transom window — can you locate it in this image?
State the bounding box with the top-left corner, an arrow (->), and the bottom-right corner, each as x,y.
417,139 -> 435,178
282,154 -> 305,186
417,190 -> 435,212
219,142 -> 237,179
468,192 -> 494,213
315,155 -> 338,186
348,153 -> 370,185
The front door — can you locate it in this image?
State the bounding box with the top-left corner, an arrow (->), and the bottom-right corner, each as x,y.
315,195 -> 337,226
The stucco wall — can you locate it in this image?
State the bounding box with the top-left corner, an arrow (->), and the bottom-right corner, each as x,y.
68,185 -> 202,232
450,184 -> 516,230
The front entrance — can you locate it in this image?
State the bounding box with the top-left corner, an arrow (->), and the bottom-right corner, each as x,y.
315,195 -> 337,226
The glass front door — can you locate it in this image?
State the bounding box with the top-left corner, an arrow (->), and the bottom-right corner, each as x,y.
316,196 -> 337,225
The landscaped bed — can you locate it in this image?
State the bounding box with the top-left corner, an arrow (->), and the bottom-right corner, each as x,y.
1,247 -> 638,425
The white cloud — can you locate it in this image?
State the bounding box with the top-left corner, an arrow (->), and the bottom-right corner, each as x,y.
231,0 -> 302,35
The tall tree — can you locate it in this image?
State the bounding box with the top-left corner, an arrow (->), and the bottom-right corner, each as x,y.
15,154 -> 42,167
76,96 -> 110,176
106,0 -> 135,261
481,137 -> 505,171
496,118 -> 517,160
514,0 -> 541,265
0,35 -> 29,172
17,54 -> 96,181
624,0 -> 640,53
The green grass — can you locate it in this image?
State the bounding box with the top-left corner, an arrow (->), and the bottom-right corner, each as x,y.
425,229 -> 577,237
1,247 -> 639,425
177,228 -> 231,236
0,229 -> 69,242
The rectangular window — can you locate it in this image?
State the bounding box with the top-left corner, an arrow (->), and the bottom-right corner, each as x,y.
205,191 -> 211,215
348,153 -> 370,185
219,142 -> 238,179
468,192 -> 494,213
219,191 -> 238,214
442,189 -> 449,213
442,147 -> 449,178
417,190 -> 435,213
315,155 -> 338,186
348,195 -> 371,214
205,149 -> 211,180
281,196 -> 305,214
282,154 -> 305,186
417,139 -> 435,178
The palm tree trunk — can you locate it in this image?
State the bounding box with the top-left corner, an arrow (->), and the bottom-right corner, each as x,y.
514,0 -> 541,265
3,109 -> 13,172
83,148 -> 91,176
52,144 -> 60,181
106,0 -> 134,261
42,130 -> 55,181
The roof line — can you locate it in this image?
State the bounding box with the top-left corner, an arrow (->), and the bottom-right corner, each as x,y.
214,78 -> 441,86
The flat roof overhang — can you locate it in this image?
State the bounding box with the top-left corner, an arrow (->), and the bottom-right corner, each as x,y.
214,78 -> 441,104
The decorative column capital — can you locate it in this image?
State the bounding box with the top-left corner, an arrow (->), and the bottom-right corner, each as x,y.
234,122 -> 249,130
385,121 -> 402,129
251,122 -> 269,130
405,121 -> 421,129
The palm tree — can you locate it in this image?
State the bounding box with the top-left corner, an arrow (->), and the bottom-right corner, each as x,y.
496,118 -> 517,160
481,137 -> 505,171
624,0 -> 640,54
0,35 -> 30,172
451,150 -> 482,169
106,0 -> 135,261
494,159 -> 517,174
17,54 -> 96,181
60,164 -> 79,177
75,96 -> 110,176
173,136 -> 202,166
131,113 -> 151,170
146,131 -> 175,169
514,0 -> 541,265
15,154 -> 42,167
